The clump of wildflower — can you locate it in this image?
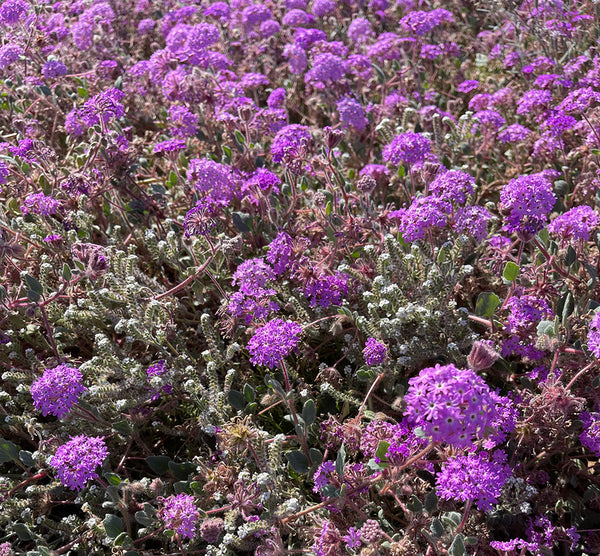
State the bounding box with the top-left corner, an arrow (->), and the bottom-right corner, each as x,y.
363,338 -> 387,366
428,169 -> 475,204
186,158 -> 240,204
168,104 -> 198,138
0,43 -> 23,70
266,231 -> 295,275
516,89 -> 552,115
304,273 -> 348,308
548,205 -> 599,242
337,97 -> 368,132
404,363 -> 502,447
270,124 -> 311,163
457,79 -> 479,93
505,295 -> 553,332
50,435 -> 108,490
498,123 -> 531,144
468,340 -> 500,371
400,9 -> 453,36
587,312 -> 600,357
159,494 -> 199,539
382,132 -> 432,166
453,205 -> 493,241
499,173 -> 556,239
305,53 -> 346,88
389,196 -> 451,242
21,192 -> 60,216
71,243 -> 109,281
314,520 -> 342,556
580,412 -> 600,456
0,542 -> 11,556
343,527 -> 361,549
558,86 -> 600,113
79,87 -> 126,128
348,17 -> 374,43
31,364 -> 87,419
436,451 -> 512,511
0,0 -> 29,24
42,60 -> 68,79
183,199 -> 217,237
247,319 -> 302,368
200,517 -> 224,543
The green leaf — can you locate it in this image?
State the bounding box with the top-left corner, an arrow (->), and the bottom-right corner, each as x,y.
62,264 -> 72,281
103,514 -> 123,539
503,261 -> 519,282
302,399 -> 316,427
232,212 -> 252,233
564,245 -> 577,266
425,490 -> 438,514
112,420 -> 132,435
168,461 -> 196,481
104,472 -> 122,486
374,440 -> 390,462
309,448 -> 323,466
234,129 -> 246,146
441,511 -> 462,529
398,165 -> 405,178
173,481 -> 192,494
24,274 -> 42,296
27,289 -> 41,302
406,495 -> 423,512
336,444 -> 346,479
449,533 -> 466,556
325,200 -> 332,216
222,145 -> 232,158
167,171 -> 178,188
228,390 -> 246,411
77,86 -> 88,99
243,384 -> 256,403
19,450 -> 35,467
146,455 -> 171,475
286,450 -> 309,474
0,437 -> 20,463
430,518 -> 444,538
537,319 -> 556,337
12,523 -> 34,540
475,292 -> 500,318
135,510 -> 154,527
562,292 -> 575,327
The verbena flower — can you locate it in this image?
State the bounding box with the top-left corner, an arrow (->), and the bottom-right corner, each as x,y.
21,192 -> 60,216
404,363 -> 502,447
186,158 -> 240,203
247,319 -> 302,368
505,295 -> 553,332
497,123 -> 531,143
548,205 -> 599,242
337,97 -> 368,131
348,17 -> 374,43
168,105 -> 198,138
382,132 -> 432,166
304,273 -> 348,308
499,173 -> 556,239
399,9 -> 453,36
580,412 -> 600,456
0,0 -> 29,24
457,79 -> 479,93
453,205 -> 493,241
0,43 -> 23,70
51,435 -> 108,490
389,196 -> 451,242
516,88 -> 552,115
42,60 -> 68,79
587,312 -> 600,357
305,53 -> 346,88
31,364 -> 87,419
436,451 -> 512,511
271,124 -> 311,163
428,170 -> 475,205
159,494 -> 200,539
266,231 -> 294,275
363,338 -> 387,366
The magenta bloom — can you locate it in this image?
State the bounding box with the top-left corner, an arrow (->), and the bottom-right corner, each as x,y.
51,435 -> 108,490
363,338 -> 387,366
436,451 -> 511,511
548,205 -> 599,242
588,312 -> 600,357
160,494 -> 200,539
31,364 -> 87,419
382,132 -> 432,166
404,363 -> 501,447
247,319 -> 302,368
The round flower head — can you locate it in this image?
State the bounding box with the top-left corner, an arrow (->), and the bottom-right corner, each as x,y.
548,205 -> 599,242
499,173 -> 556,240
160,493 -> 200,539
363,338 -> 387,366
587,312 -> 600,357
404,363 -> 500,447
51,435 -> 108,490
247,319 -> 302,368
580,412 -> 600,456
436,451 -> 511,511
31,364 -> 87,419
382,132 -> 432,166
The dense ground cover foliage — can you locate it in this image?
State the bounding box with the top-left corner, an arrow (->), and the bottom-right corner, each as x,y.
2,0 -> 600,554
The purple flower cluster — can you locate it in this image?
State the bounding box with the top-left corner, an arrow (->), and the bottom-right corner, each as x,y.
436,451 -> 512,511
270,124 -> 311,163
0,0 -> 29,24
497,123 -> 531,144
505,295 -> 553,332
382,132 -> 432,166
428,170 -> 475,204
42,60 -> 68,79
159,494 -> 200,539
247,319 -> 302,368
404,363 -> 502,447
499,173 -> 556,239
337,97 -> 368,132
363,338 -> 387,366
79,87 -> 126,128
31,364 -> 87,419
50,435 -> 108,490
548,205 -> 599,242
580,412 -> 600,456
304,273 -> 348,308
168,104 -> 198,138
389,196 -> 450,242
266,231 -> 295,275
20,192 -> 60,216
399,9 -> 454,36
587,312 -> 600,357
186,158 -> 239,204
